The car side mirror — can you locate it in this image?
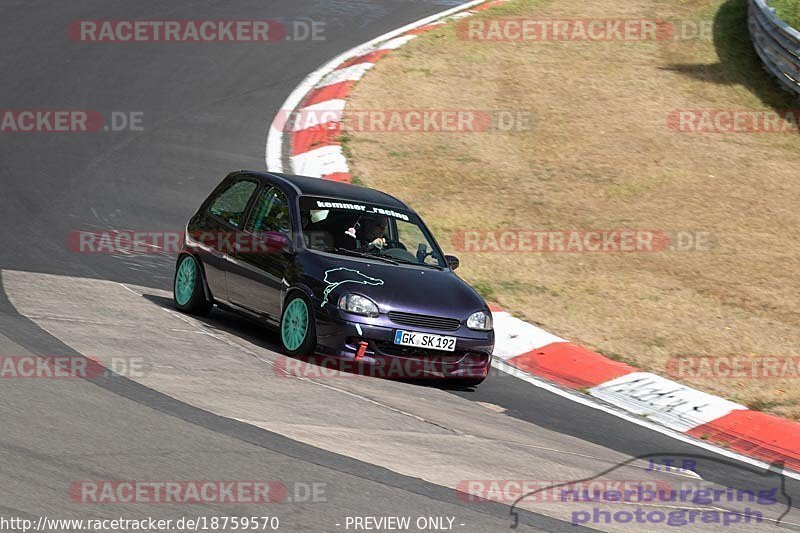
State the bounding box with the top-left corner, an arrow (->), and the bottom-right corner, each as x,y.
445,255 -> 460,270
416,243 -> 429,263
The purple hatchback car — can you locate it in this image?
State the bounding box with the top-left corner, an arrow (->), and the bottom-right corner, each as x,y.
174,171 -> 494,386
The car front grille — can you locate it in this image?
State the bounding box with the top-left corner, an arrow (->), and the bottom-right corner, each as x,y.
387,311 -> 461,331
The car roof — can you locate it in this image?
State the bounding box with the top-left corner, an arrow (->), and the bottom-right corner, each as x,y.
242,171 -> 410,211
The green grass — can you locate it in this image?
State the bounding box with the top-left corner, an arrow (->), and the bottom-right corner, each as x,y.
769,0 -> 800,28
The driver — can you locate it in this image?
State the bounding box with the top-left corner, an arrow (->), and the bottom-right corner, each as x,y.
356,215 -> 388,250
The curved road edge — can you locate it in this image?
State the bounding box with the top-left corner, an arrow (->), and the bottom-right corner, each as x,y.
0,269 -> 593,532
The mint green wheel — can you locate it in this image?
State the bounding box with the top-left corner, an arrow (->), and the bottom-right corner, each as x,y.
280,293 -> 316,356
173,255 -> 212,315
175,256 -> 196,305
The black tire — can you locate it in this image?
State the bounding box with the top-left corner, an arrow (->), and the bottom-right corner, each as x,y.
173,254 -> 213,316
280,292 -> 317,357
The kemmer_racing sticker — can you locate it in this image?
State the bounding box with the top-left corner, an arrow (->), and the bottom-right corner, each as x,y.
321,268 -> 384,307
301,196 -> 411,222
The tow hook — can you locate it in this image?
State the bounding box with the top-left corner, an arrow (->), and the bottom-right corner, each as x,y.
354,341 -> 369,362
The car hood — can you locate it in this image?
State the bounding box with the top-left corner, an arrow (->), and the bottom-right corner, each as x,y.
307,254 -> 487,319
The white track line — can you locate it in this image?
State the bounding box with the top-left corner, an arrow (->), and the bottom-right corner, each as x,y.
492,359 -> 800,481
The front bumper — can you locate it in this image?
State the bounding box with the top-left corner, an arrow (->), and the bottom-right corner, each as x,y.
314,311 -> 494,380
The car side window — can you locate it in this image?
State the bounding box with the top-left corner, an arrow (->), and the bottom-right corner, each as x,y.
245,186 -> 291,235
208,179 -> 258,228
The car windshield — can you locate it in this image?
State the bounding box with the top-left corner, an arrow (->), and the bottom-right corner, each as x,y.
299,195 -> 446,268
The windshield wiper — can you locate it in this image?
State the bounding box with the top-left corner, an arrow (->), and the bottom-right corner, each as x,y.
328,247 -> 399,265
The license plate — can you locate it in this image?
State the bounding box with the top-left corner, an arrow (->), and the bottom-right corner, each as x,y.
393,330 -> 457,352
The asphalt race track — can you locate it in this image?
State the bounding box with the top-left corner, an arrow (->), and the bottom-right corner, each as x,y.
1,1 -> 799,532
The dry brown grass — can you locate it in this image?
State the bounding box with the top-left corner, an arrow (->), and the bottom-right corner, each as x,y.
344,0 -> 800,419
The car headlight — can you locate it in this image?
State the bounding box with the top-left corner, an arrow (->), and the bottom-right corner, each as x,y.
467,311 -> 493,331
338,294 -> 379,318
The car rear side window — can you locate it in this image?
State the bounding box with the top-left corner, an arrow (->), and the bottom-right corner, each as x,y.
245,186 -> 291,235
208,179 -> 258,228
